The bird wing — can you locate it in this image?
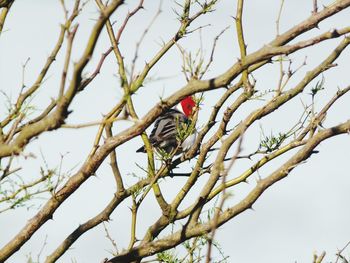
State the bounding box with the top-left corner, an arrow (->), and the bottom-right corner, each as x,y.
149,109 -> 187,146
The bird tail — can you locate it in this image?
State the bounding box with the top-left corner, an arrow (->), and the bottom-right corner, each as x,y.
136,146 -> 146,153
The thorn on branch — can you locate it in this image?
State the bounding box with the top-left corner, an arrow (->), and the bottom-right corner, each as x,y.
330,29 -> 340,38
312,0 -> 318,14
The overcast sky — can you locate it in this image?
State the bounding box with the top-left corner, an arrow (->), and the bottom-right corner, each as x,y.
1,0 -> 350,262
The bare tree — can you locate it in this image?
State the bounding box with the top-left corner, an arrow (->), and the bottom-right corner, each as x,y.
1,0 -> 350,262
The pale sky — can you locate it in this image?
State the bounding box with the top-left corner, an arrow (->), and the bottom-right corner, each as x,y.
1,0 -> 350,262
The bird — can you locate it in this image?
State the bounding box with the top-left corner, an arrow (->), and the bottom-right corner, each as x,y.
136,96 -> 198,156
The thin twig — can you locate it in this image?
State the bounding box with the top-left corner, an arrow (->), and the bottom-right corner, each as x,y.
313,0 -> 318,14
127,196 -> 138,251
335,240 -> 350,263
205,131 -> 244,263
105,123 -> 125,191
103,222 -> 119,255
59,24 -> 79,98
200,26 -> 229,79
130,0 -> 162,83
276,0 -> 285,36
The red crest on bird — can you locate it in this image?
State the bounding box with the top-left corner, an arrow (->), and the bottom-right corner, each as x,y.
178,96 -> 196,117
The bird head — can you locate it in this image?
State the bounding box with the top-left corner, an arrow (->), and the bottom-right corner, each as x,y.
176,96 -> 197,117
